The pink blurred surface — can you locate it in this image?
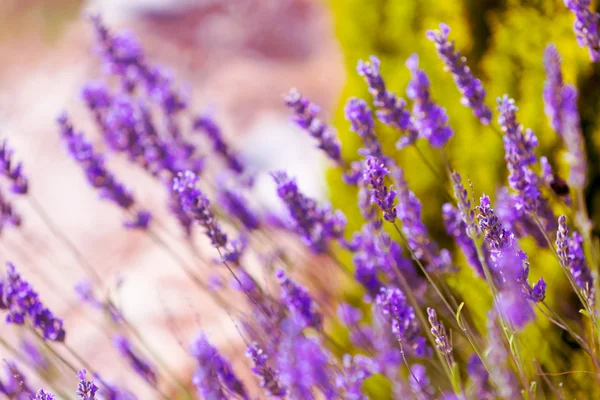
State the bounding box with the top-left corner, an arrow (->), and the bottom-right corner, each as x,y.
0,0 -> 344,397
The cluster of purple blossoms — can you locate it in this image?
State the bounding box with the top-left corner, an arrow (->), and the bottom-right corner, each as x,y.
76,369 -> 98,400
276,269 -> 323,330
406,54 -> 454,148
172,170 -> 228,248
272,171 -> 346,253
0,140 -> 28,195
427,308 -> 452,357
362,156 -> 397,222
344,98 -> 384,158
193,115 -> 245,175
442,203 -> 484,278
246,342 -> 286,398
113,335 -> 157,386
0,262 -> 65,341
393,167 -> 452,272
57,113 -> 150,229
375,287 -> 428,357
564,0 -> 600,61
35,390 -> 56,400
190,333 -> 249,400
216,180 -> 260,231
426,23 -> 492,124
477,196 -> 546,325
356,56 -> 419,148
335,354 -> 373,400
542,45 -> 588,189
284,88 -> 342,164
557,216 -> 595,306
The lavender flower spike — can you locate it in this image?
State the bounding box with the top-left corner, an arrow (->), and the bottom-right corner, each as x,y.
558,216 -> 595,305
0,188 -> 21,234
427,308 -> 452,357
246,342 -> 286,397
0,262 -> 65,341
344,98 -> 383,158
426,23 -> 492,124
284,88 -> 342,163
277,269 -> 322,330
113,335 -> 157,386
543,45 -> 565,135
357,56 -> 419,147
363,156 -> 397,222
193,115 -> 244,174
442,203 -> 484,278
77,369 -> 98,400
0,140 -> 28,194
172,171 -> 228,248
272,171 -> 346,253
562,85 -> 588,189
564,0 -> 600,61
406,54 -> 454,147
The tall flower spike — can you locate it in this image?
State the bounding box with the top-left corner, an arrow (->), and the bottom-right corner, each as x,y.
406,54 -> 454,147
362,156 -> 397,222
276,269 -> 322,330
172,171 -> 228,248
543,45 -> 565,135
35,390 -> 56,400
217,181 -> 260,231
57,113 -> 150,229
564,0 -> 600,61
357,56 -> 419,148
426,23 -> 492,124
194,115 -> 244,174
393,167 -> 452,272
77,369 -> 98,400
344,98 -> 383,158
0,140 -> 28,194
246,343 -> 286,398
375,287 -> 428,357
190,333 -> 249,400
272,171 -> 346,253
561,85 -> 588,189
427,308 -> 452,357
284,88 -> 342,163
0,262 -> 65,341
450,171 -> 478,237
113,335 -> 157,386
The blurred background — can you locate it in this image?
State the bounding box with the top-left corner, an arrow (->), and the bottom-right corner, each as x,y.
1,0 -> 600,398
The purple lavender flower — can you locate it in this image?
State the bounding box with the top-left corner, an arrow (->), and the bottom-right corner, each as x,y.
426,23 -> 492,124
442,203 -> 484,278
172,171 -> 228,248
450,171 -> 478,237
193,115 -> 244,174
543,45 -> 565,134
276,269 -> 322,330
217,185 -> 260,231
561,85 -> 588,189
284,88 -> 342,163
467,355 -> 495,399
477,196 -> 546,311
0,188 -> 21,234
272,171 -> 346,253
35,390 -> 55,400
113,335 -> 157,386
335,354 -> 373,400
0,140 -> 28,195
564,0 -> 600,61
246,342 -> 286,398
558,216 -> 595,305
57,113 -> 150,229
77,369 -> 98,400
0,262 -> 65,341
357,56 -> 419,148
190,333 -> 248,400
362,156 -> 396,222
393,167 -> 452,272
344,98 -> 383,158
406,54 -> 454,147
376,287 -> 428,357
427,307 -> 453,360
20,340 -> 49,373
277,324 -> 335,399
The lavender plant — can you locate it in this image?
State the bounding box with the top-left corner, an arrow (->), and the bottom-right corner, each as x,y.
2,8 -> 600,400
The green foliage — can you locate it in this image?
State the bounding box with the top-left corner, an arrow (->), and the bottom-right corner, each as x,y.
326,0 -> 600,396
